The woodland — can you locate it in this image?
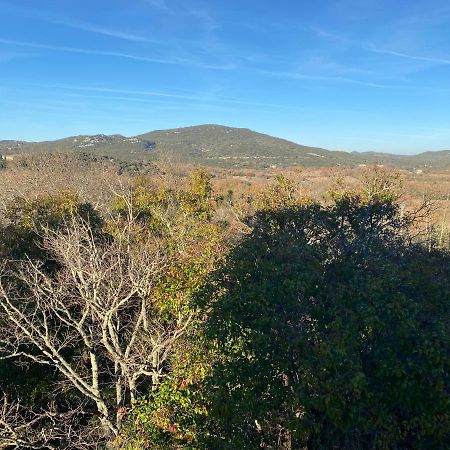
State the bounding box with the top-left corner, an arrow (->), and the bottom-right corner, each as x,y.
0,155 -> 449,449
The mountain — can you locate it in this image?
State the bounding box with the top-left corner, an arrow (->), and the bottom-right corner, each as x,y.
136,124 -> 370,167
1,125 -> 449,169
356,149 -> 450,168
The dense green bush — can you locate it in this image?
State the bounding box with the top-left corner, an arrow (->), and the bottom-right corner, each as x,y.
198,190 -> 450,449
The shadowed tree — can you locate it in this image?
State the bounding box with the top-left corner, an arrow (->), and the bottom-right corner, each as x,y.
197,185 -> 450,449
125,175 -> 449,450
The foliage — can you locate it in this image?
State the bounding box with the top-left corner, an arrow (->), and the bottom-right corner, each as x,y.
122,173 -> 450,449
196,182 -> 450,449
0,191 -> 101,260
117,170 -> 223,449
1,170 -> 449,449
4,125 -> 450,169
179,168 -> 213,220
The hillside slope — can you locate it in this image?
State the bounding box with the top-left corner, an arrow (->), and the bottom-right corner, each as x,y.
1,125 -> 449,169
137,124 -> 370,167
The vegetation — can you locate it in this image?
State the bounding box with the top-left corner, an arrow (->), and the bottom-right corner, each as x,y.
0,165 -> 448,449
2,125 -> 450,169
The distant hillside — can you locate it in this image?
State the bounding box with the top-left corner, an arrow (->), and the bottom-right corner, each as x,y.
356,149 -> 450,169
1,125 -> 449,169
136,124 -> 364,167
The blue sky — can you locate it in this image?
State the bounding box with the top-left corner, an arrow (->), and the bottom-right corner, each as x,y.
1,0 -> 450,153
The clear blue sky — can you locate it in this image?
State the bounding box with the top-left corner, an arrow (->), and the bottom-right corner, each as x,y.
1,0 -> 450,154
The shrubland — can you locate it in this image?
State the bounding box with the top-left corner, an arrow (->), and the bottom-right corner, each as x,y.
0,160 -> 448,449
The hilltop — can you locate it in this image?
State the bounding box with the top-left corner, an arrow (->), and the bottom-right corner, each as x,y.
135,124 -> 363,167
1,124 -> 449,169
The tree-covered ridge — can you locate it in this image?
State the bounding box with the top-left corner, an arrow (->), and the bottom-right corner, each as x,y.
0,169 -> 448,449
2,125 -> 450,169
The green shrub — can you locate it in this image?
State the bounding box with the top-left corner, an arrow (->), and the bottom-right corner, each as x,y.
123,177 -> 449,449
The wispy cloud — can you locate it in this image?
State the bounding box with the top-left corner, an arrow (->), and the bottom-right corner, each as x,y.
0,1 -> 223,53
186,9 -> 218,32
258,69 -> 401,88
48,18 -> 156,43
0,1 -> 236,70
0,38 -> 174,64
0,1 -> 156,43
368,44 -> 450,65
310,26 -> 351,46
0,51 -> 36,63
0,38 -> 234,70
295,56 -> 377,78
312,22 -> 450,68
26,82 -> 310,111
0,97 -> 237,116
54,16 -> 229,62
143,0 -> 171,12
142,0 -> 219,33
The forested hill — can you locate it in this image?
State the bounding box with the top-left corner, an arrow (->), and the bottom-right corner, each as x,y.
1,124 -> 449,169
136,124 -> 359,166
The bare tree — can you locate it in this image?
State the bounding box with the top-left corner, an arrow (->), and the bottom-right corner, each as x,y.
0,395 -> 100,450
0,216 -> 194,446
